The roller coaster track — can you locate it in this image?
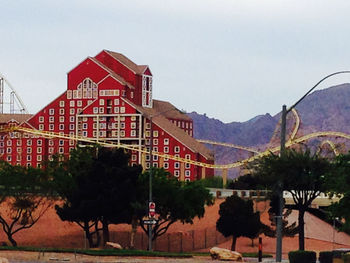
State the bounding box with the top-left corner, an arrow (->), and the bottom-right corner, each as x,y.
316,140 -> 339,156
2,126 -> 350,170
0,73 -> 28,114
197,139 -> 260,154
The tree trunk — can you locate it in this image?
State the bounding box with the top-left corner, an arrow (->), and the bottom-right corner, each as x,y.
102,217 -> 110,246
130,216 -> 138,249
231,236 -> 237,251
298,209 -> 305,250
7,233 -> 17,247
83,221 -> 94,248
251,238 -> 255,247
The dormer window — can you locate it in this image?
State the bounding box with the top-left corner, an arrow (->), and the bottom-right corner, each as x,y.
142,75 -> 152,108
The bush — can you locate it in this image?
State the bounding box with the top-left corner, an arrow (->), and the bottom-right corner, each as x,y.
319,251 -> 332,263
343,252 -> 350,263
288,250 -> 316,263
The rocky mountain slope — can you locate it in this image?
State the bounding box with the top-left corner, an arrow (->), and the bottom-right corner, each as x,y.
189,83 -> 350,177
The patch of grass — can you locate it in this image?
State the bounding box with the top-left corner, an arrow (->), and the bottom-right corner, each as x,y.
187,251 -> 273,258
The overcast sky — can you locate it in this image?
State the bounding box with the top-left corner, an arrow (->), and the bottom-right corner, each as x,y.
1,0 -> 350,123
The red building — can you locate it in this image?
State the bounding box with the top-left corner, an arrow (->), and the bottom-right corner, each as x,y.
0,50 -> 214,181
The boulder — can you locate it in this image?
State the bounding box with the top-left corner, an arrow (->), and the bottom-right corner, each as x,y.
106,242 -> 123,250
210,247 -> 243,261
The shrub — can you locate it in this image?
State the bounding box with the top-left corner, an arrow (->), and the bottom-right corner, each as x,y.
288,250 -> 316,263
319,251 -> 332,263
343,252 -> 350,263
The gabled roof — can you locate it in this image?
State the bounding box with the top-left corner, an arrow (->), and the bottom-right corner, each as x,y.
0,114 -> 33,124
152,100 -> 192,121
123,99 -> 213,161
104,50 -> 150,75
90,57 -> 135,89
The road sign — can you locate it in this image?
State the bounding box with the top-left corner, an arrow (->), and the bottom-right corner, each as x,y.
149,202 -> 156,218
143,219 -> 158,225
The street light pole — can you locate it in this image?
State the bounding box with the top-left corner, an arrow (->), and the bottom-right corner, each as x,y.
276,71 -> 350,262
146,106 -> 182,251
148,115 -> 153,251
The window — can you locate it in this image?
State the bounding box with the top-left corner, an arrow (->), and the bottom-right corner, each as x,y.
120,107 -> 125,113
163,162 -> 169,169
59,147 -> 64,154
37,147 -> 42,153
164,146 -> 169,153
174,162 -> 180,169
83,123 -> 87,129
185,163 -> 191,169
153,139 -> 158,145
77,100 -> 82,107
49,109 -> 54,115
39,116 -> 44,123
114,98 -> 119,105
27,140 -> 32,146
59,108 -> 65,115
120,131 -> 125,137
49,124 -> 54,130
70,100 -> 75,107
39,124 -> 44,130
99,107 -> 104,114
130,130 -> 136,137
185,154 -> 191,159
152,163 -> 158,168
164,138 -> 169,145
7,148 -> 11,154
153,131 -> 158,137
6,140 -> 11,146
49,140 -> 54,146
17,147 -> 21,153
69,140 -> 75,146
70,116 -> 75,122
146,123 -> 151,129
49,147 -> 54,154
16,140 -> 21,146
7,156 -> 11,162
70,108 -> 75,115
37,155 -> 42,161
114,107 -> 119,113
153,155 -> 158,161
83,131 -> 88,137
99,99 -> 104,105
59,140 -> 64,146
185,170 -> 191,177
131,122 -> 136,129
37,139 -> 42,146
145,131 -> 150,137
37,163 -> 42,168
67,90 -> 72,99
145,139 -> 150,145
59,116 -> 65,123
174,146 -> 180,153
27,155 -> 31,161
49,116 -> 54,123
120,123 -> 125,129
69,124 -> 74,130
27,147 -> 32,154
174,170 -> 180,177
93,107 -> 98,114
131,155 -> 137,161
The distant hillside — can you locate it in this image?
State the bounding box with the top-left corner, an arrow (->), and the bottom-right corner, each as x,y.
189,83 -> 350,177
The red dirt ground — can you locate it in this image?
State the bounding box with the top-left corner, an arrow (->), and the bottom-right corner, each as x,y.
0,198 -> 348,258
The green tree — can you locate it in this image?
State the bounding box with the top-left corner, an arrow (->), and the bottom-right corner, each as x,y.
137,168 -> 214,242
216,195 -> 263,251
51,146 -> 142,247
251,149 -> 330,250
325,153 -> 350,232
0,161 -> 52,246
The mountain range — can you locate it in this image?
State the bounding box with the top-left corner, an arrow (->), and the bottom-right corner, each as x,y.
188,83 -> 350,178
